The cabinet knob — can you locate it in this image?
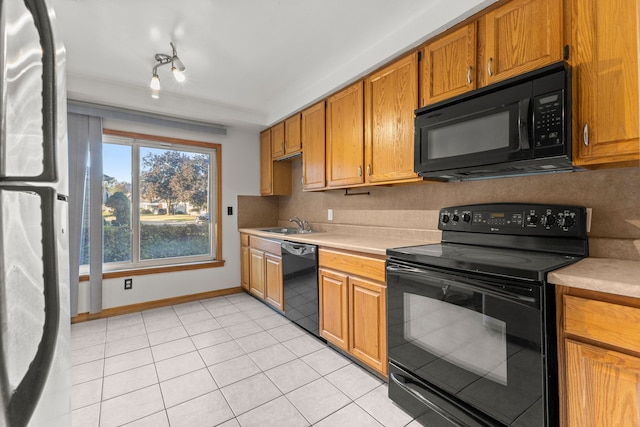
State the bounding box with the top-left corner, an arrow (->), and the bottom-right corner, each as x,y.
467,66 -> 472,84
583,123 -> 589,146
487,58 -> 493,77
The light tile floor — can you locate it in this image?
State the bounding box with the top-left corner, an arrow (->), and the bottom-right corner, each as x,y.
71,292 -> 420,427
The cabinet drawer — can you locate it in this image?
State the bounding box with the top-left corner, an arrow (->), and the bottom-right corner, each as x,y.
564,295 -> 640,354
249,236 -> 281,255
318,248 -> 385,283
240,233 -> 249,246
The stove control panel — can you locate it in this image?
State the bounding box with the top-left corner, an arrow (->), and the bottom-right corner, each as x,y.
439,203 -> 587,237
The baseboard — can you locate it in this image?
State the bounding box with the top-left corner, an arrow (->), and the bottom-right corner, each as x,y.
71,287 -> 245,323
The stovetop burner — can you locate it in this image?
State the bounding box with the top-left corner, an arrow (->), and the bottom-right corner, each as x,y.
387,242 -> 582,282
387,203 -> 589,282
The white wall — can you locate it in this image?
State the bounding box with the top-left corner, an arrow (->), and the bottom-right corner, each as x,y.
76,118 -> 260,312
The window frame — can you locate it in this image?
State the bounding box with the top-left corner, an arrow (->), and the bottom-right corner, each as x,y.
81,129 -> 223,276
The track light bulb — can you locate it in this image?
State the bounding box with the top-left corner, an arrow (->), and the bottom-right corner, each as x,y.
150,74 -> 161,90
172,66 -> 186,83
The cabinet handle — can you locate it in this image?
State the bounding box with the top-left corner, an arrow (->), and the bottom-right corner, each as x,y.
358,166 -> 362,177
583,123 -> 589,146
301,177 -> 304,185
487,58 -> 493,77
367,164 -> 371,176
467,66 -> 472,84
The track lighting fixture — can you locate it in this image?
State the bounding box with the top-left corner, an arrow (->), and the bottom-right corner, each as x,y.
150,41 -> 186,98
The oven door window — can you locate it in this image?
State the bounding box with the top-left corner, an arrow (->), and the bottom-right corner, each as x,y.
387,263 -> 544,426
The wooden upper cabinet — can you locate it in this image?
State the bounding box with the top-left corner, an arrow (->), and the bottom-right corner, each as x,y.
570,0 -> 639,168
284,114 -> 302,156
301,101 -> 326,190
421,22 -> 477,107
365,54 -> 420,184
260,129 -> 291,196
270,122 -> 285,158
272,115 -> 302,160
483,0 -> 562,85
326,81 -> 365,187
259,130 -> 273,195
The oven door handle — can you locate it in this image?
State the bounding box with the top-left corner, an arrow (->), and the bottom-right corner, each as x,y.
387,264 -> 537,307
390,373 -> 465,427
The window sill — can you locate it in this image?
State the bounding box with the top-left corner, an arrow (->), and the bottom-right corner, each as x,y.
79,260 -> 225,281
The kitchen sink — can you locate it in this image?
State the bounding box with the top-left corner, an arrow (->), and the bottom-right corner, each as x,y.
258,227 -> 317,235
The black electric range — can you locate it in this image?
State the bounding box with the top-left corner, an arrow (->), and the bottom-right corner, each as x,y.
386,203 -> 588,427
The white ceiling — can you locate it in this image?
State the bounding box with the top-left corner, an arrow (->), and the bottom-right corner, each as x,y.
51,0 -> 494,131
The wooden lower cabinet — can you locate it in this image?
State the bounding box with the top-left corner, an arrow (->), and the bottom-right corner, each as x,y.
319,268 -> 349,351
349,276 -> 387,375
565,340 -> 640,427
240,235 -> 250,291
249,248 -> 265,299
264,253 -> 283,311
245,236 -> 284,311
558,286 -> 640,426
318,248 -> 387,376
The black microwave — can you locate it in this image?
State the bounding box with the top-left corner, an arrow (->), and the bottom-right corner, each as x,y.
414,62 -> 576,181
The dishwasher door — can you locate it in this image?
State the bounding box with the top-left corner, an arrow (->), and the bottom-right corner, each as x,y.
281,241 -> 320,338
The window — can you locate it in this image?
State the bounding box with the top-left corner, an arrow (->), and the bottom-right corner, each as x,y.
80,129 -> 221,273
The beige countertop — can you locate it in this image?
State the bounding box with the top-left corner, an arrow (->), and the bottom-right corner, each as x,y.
549,258 -> 640,299
238,228 -> 437,256
241,228 -> 640,299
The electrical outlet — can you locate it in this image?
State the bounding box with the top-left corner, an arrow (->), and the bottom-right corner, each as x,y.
124,278 -> 132,290
328,209 -> 333,221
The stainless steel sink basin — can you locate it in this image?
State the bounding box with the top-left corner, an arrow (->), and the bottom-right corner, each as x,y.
258,227 -> 317,235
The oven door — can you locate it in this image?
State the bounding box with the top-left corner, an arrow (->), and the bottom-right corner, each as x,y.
387,260 -> 550,427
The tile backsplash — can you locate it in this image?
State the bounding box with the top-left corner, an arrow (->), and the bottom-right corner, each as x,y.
240,159 -> 640,260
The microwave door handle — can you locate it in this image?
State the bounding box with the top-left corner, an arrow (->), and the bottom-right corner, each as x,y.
518,98 -> 531,150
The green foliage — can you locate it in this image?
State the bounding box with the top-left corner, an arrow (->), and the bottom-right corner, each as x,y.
105,192 -> 131,226
140,224 -> 210,260
103,224 -> 131,263
101,223 -> 210,263
140,150 -> 209,215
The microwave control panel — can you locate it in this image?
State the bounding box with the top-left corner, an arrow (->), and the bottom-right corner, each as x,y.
439,203 -> 586,237
533,90 -> 564,147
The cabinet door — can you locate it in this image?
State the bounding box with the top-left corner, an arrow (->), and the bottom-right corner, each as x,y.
259,130 -> 273,195
265,253 -> 283,311
301,101 -> 326,190
349,277 -> 387,375
284,114 -> 302,156
571,0 -> 639,167
271,122 -> 285,159
249,248 -> 265,299
365,54 -> 420,184
318,268 -> 348,351
484,0 -> 562,85
421,22 -> 477,106
326,81 -> 365,187
565,340 -> 640,427
240,245 -> 250,291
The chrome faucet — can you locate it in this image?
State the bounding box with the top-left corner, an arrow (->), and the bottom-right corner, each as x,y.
289,216 -> 304,229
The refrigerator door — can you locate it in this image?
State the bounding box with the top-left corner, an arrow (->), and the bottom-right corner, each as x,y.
0,0 -> 58,182
0,0 -> 70,426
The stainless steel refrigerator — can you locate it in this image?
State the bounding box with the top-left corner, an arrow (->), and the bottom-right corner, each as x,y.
0,0 -> 70,426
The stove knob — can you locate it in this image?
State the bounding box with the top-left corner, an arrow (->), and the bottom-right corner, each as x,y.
528,214 -> 538,225
442,214 -> 450,224
541,214 -> 555,227
462,213 -> 471,223
452,214 -> 460,222
559,216 -> 575,228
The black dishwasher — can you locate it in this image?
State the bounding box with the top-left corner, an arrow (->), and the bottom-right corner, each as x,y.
281,241 -> 320,338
